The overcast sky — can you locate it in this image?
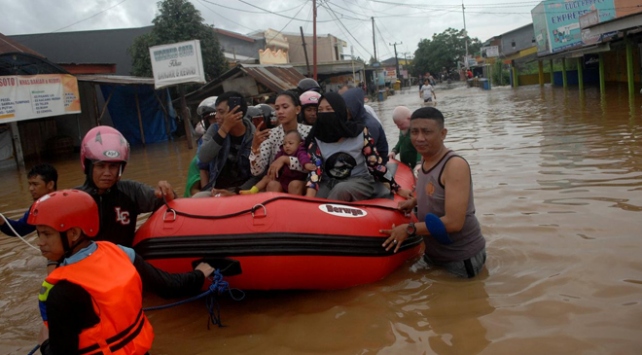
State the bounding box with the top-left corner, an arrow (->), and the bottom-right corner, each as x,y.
2,0 -> 537,60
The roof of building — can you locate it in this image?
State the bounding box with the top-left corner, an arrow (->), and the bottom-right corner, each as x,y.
183,63 -> 305,105
0,32 -> 68,75
8,26 -> 154,76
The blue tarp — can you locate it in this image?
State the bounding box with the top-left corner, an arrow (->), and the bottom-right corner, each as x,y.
100,85 -> 176,145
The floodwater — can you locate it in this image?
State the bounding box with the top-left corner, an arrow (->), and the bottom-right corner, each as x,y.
2,83 -> 642,354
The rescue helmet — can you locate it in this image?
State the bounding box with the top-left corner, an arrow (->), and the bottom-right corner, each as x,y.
80,126 -> 130,174
196,96 -> 218,117
297,78 -> 321,94
300,91 -> 321,107
28,189 -> 99,237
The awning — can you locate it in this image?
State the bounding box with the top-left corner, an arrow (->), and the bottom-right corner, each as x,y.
76,74 -> 155,85
537,43 -> 611,60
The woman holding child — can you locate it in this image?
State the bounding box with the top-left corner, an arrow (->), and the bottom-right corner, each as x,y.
248,91 -> 312,194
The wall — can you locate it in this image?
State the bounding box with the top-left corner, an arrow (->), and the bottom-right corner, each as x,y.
603,42 -> 641,83
217,35 -> 264,60
501,25 -> 536,56
286,35 -> 344,64
518,73 -> 550,86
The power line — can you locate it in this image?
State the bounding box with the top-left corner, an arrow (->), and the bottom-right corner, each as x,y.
232,0 -> 337,23
267,2 -> 309,43
51,0 -> 133,33
196,0 -> 257,32
321,2 -> 373,59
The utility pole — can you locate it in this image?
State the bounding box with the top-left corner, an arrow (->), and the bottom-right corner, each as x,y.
371,16 -> 378,93
462,1 -> 469,70
351,46 -> 356,83
389,41 -> 402,82
300,26 -> 311,77
313,0 -> 317,80
371,17 -> 377,62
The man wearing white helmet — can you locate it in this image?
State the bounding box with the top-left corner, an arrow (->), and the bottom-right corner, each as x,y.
76,126 -> 176,247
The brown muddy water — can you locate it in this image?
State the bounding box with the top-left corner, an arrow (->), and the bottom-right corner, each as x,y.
1,83 -> 641,354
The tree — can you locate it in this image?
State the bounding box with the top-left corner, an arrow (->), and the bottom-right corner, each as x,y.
412,28 -> 481,77
129,0 -> 227,81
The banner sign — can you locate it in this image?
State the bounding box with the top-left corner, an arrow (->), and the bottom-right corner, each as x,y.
0,74 -> 81,124
532,0 -> 617,55
149,40 -> 206,89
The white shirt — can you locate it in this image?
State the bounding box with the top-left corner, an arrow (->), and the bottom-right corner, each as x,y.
420,84 -> 435,100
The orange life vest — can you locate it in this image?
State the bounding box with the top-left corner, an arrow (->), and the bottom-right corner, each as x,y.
39,241 -> 154,355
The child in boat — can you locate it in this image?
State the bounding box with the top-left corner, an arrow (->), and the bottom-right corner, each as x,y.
241,130 -> 315,195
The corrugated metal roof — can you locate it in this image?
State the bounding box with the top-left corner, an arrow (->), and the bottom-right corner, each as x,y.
240,64 -> 304,93
183,64 -> 305,105
76,74 -> 155,85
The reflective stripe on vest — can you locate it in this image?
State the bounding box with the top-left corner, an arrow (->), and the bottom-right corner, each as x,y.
41,241 -> 153,354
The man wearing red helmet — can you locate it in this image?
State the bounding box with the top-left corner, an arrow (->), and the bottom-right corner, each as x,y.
76,126 -> 176,247
31,189 -> 215,355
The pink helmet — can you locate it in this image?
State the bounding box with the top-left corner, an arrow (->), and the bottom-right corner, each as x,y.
80,126 -> 130,173
300,91 -> 321,107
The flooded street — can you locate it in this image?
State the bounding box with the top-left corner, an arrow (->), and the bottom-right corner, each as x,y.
2,83 -> 642,354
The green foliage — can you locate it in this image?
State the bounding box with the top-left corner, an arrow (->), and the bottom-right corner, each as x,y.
128,0 -> 227,81
491,61 -> 510,86
412,28 -> 481,77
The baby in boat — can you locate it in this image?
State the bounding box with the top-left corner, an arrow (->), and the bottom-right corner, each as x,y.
241,130 -> 315,195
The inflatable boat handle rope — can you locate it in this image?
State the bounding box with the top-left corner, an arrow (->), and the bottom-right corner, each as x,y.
163,195 -> 402,220
0,212 -> 40,252
143,269 -> 245,328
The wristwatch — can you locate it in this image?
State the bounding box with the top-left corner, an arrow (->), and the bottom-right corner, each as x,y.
406,222 -> 416,236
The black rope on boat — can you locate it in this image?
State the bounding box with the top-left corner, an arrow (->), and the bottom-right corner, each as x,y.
164,195 -> 402,220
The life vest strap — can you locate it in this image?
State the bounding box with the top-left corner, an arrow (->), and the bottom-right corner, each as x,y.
78,308 -> 146,355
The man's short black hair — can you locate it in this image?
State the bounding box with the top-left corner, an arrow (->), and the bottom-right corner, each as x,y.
28,163 -> 58,190
215,91 -> 248,116
410,107 -> 445,129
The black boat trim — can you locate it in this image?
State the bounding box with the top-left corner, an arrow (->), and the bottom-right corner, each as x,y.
135,233 -> 423,259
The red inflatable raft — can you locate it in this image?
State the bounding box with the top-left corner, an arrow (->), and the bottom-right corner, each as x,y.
133,161 -> 423,290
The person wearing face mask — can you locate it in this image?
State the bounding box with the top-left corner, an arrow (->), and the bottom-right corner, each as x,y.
75,126 -> 176,247
248,91 -> 312,192
305,93 -> 411,202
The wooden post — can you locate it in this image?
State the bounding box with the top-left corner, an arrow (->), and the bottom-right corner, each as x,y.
98,90 -> 114,124
134,90 -> 146,145
626,36 -> 635,98
577,57 -> 584,92
92,84 -> 100,126
154,90 -> 172,141
538,60 -> 544,86
562,58 -> 567,88
599,53 -> 605,96
511,64 -> 518,88
180,86 -> 194,150
549,59 -> 554,86
9,122 -> 24,168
